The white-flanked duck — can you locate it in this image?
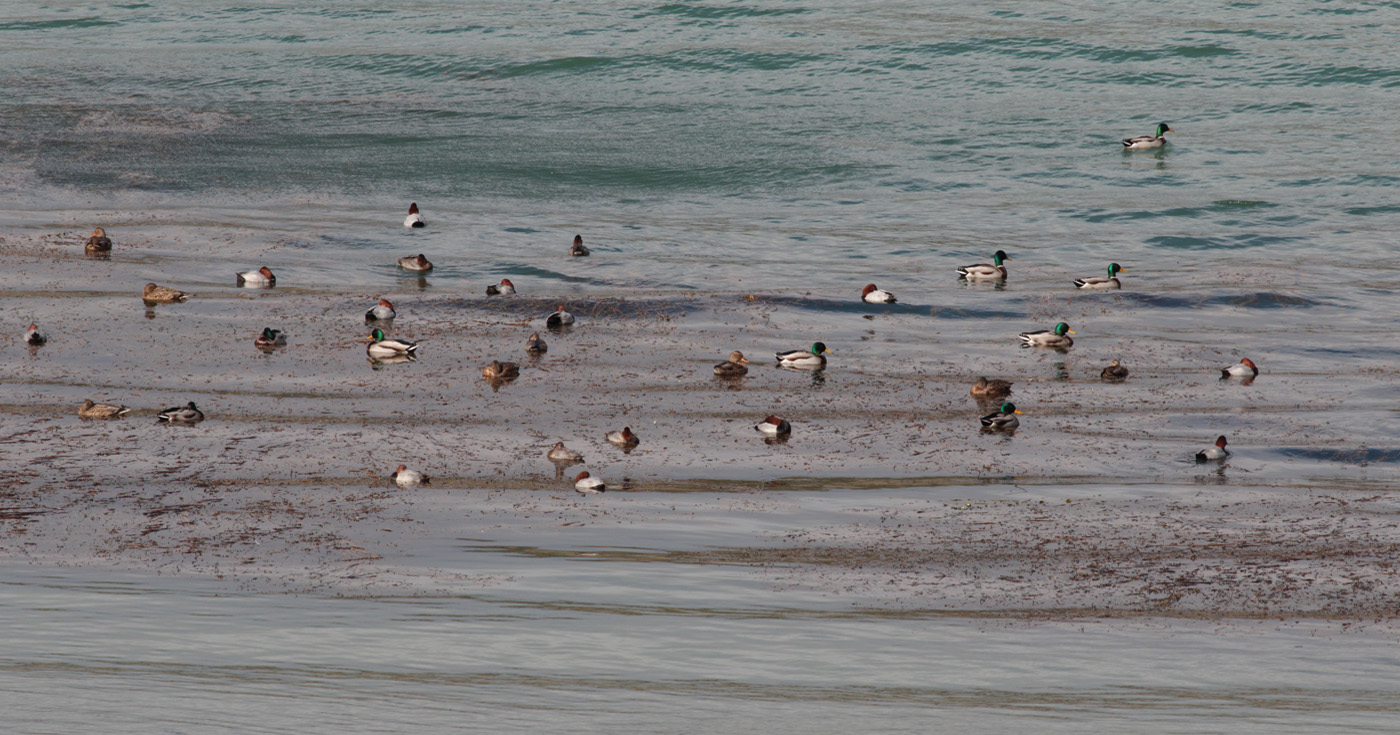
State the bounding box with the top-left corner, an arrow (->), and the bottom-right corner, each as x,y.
1196,435 -> 1230,462
979,402 -> 1022,431
776,342 -> 831,370
1123,122 -> 1173,150
397,253 -> 433,271
486,278 -> 515,296
957,250 -> 1010,281
393,465 -> 429,487
236,266 -> 275,286
755,415 -> 792,436
606,427 -> 639,449
547,442 -> 583,465
404,203 -> 425,228
365,298 -> 396,322
570,234 -> 590,257
545,305 -> 575,328
1221,358 -> 1259,380
1019,322 -> 1075,349
574,471 -> 606,494
367,328 -> 418,359
79,399 -> 131,419
158,401 -> 205,423
861,283 -> 896,303
1074,263 -> 1125,290
23,324 -> 45,346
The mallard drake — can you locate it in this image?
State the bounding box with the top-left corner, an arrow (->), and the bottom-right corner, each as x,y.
1101,359 -> 1129,380
235,266 -> 275,286
79,399 -> 131,419
547,441 -> 583,464
142,283 -> 189,303
1196,435 -> 1230,462
365,298 -> 396,322
23,324 -> 46,346
979,402 -> 1022,431
1074,263 -> 1125,290
254,328 -> 287,348
526,332 -> 547,354
714,350 -> 751,377
570,234 -> 590,257
1221,358 -> 1259,379
397,253 -> 433,271
957,250 -> 1010,281
486,278 -> 515,295
545,305 -> 575,328
861,283 -> 896,303
606,427 -> 639,449
755,415 -> 792,436
574,471 -> 606,494
84,227 -> 112,253
776,342 -> 832,370
1019,322 -> 1075,349
482,360 -> 520,380
393,464 -> 429,487
157,401 -> 205,423
970,376 -> 1013,398
1123,122 -> 1173,150
404,202 -> 425,228
367,328 -> 418,358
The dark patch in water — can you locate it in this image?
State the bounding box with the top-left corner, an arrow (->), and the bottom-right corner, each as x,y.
1146,233 -> 1303,250
1205,292 -> 1326,309
503,227 -> 541,234
1275,447 -> 1400,465
437,296 -> 695,321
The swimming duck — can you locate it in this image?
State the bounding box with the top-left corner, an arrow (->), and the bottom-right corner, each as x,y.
1123,122 -> 1173,150
486,278 -> 515,295
78,399 -> 131,419
482,360 -> 520,380
404,203 -> 425,228
776,342 -> 832,370
367,328 -> 418,358
547,441 -> 584,464
142,283 -> 189,303
526,332 -> 547,354
1101,359 -> 1129,380
606,427 -> 639,449
397,253 -> 433,272
545,305 -> 575,328
392,465 -> 429,487
574,471 -> 606,494
1221,358 -> 1259,380
755,415 -> 792,436
1019,323 -> 1075,349
84,227 -> 112,254
254,328 -> 287,348
1074,263 -> 1125,290
1195,435 -> 1230,462
157,401 -> 205,423
570,234 -> 590,257
861,283 -> 897,303
365,298 -> 396,322
957,250 -> 1010,281
714,350 -> 751,377
235,266 -> 276,286
970,376 -> 1013,398
23,324 -> 46,346
979,402 -> 1022,431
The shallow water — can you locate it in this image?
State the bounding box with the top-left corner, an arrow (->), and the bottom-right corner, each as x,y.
4,0 -> 1400,731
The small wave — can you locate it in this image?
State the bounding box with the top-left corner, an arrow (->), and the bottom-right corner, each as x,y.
73,109 -> 239,135
1146,233 -> 1303,250
1274,447 -> 1400,464
0,17 -> 118,31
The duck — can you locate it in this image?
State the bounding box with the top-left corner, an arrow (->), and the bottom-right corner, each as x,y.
397,253 -> 433,272
606,427 -> 639,449
570,234 -> 590,257
861,283 -> 897,303
755,415 -> 792,436
526,332 -> 547,354
1101,359 -> 1129,380
957,250 -> 1010,281
486,278 -> 515,296
392,465 -> 429,487
970,376 -> 1013,398
979,402 -> 1022,431
366,328 -> 418,358
84,227 -> 112,254
547,441 -> 584,464
776,342 -> 832,370
545,305 -> 575,328
1221,358 -> 1259,380
23,324 -> 46,346
1074,263 -> 1125,290
157,401 -> 205,423
482,360 -> 520,380
1123,122 -> 1173,150
142,283 -> 189,303
714,350 -> 751,377
365,298 -> 396,322
78,399 -> 131,419
574,471 -> 606,494
254,328 -> 287,348
1019,322 -> 1075,349
235,266 -> 276,286
1196,435 -> 1230,462
404,202 -> 425,228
